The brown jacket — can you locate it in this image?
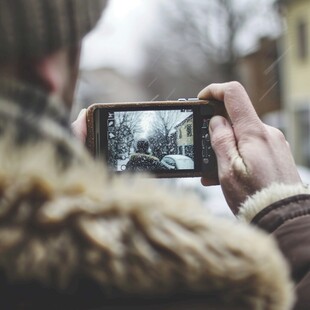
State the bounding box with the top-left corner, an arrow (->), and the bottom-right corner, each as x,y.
239,184 -> 310,310
0,79 -> 294,309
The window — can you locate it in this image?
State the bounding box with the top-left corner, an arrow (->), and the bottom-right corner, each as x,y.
297,19 -> 308,60
179,129 -> 182,139
186,124 -> 193,137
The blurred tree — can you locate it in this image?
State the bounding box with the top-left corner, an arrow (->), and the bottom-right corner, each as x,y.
108,111 -> 143,166
148,111 -> 189,159
141,0 -> 281,99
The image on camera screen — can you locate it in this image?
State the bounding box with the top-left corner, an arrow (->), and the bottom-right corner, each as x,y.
106,109 -> 195,172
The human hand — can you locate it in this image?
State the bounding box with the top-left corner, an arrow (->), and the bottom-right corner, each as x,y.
198,82 -> 302,214
71,108 -> 87,143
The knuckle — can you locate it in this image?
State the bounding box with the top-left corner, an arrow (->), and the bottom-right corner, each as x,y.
272,127 -> 286,140
220,156 -> 247,185
244,125 -> 287,150
226,81 -> 245,93
238,120 -> 266,140
265,126 -> 287,143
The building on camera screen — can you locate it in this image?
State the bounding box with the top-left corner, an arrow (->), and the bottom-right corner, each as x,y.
107,109 -> 195,172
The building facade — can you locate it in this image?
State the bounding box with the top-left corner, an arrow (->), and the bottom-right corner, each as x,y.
175,115 -> 194,159
237,37 -> 282,117
279,0 -> 310,166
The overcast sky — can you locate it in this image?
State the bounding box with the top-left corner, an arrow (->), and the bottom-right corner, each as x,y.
81,0 -> 281,74
80,0 -> 158,73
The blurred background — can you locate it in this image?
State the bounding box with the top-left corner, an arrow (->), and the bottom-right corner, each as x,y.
73,0 -> 310,217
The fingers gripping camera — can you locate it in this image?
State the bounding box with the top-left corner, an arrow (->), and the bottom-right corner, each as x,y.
86,99 -> 225,180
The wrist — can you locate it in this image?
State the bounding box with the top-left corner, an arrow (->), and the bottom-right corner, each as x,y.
237,182 -> 310,223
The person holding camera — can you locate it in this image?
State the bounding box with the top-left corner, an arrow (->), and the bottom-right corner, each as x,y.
125,138 -> 168,172
198,81 -> 310,309
0,0 -> 305,309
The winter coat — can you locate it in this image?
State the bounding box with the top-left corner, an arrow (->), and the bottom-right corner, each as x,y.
0,79 -> 294,310
126,153 -> 167,172
239,183 -> 310,310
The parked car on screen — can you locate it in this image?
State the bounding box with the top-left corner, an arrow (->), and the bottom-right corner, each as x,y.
161,155 -> 194,170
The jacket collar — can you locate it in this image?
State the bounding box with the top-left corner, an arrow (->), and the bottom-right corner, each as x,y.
0,78 -> 69,130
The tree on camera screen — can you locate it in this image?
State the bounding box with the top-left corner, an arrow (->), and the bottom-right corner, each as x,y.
107,109 -> 195,172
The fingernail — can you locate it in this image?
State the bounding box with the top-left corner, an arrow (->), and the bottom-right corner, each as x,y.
209,116 -> 227,133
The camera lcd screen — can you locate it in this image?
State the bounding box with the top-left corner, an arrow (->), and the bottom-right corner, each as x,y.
97,107 -> 198,173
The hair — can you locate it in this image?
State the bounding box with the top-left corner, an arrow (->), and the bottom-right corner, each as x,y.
136,138 -> 150,154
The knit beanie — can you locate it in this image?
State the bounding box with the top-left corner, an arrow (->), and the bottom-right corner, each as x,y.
0,0 -> 108,60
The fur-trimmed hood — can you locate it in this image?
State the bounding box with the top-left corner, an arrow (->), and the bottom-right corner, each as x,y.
0,80 -> 295,309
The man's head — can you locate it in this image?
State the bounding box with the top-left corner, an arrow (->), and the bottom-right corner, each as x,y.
136,138 -> 150,154
0,0 -> 108,108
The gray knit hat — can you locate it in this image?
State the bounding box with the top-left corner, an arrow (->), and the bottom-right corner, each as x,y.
0,0 -> 108,60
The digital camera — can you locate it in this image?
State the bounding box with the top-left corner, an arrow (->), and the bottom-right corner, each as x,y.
86,99 -> 226,179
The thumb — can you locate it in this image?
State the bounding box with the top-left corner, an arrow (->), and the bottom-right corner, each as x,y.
209,116 -> 239,176
71,108 -> 87,143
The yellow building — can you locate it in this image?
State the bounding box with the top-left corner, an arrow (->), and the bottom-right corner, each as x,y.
175,115 -> 194,159
279,0 -> 310,166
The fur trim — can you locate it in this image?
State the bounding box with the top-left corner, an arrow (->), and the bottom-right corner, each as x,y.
0,81 -> 296,309
238,183 -> 310,223
0,136 -> 295,309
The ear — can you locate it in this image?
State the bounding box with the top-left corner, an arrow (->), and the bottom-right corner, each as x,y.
33,50 -> 69,94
